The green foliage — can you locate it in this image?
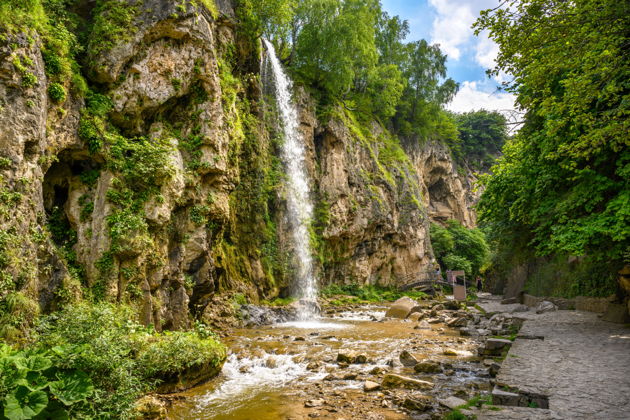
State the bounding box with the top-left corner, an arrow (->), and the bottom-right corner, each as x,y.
320,283 -> 427,303
431,221 -> 490,278
20,73 -> 38,89
0,344 -> 93,420
236,0 -> 295,40
78,92 -> 112,154
454,110 -> 508,170
47,82 -> 66,103
0,293 -> 40,345
261,297 -> 297,306
0,158 -> 11,170
87,0 -> 139,58
475,0 -> 629,271
34,303 -> 226,418
293,0 -> 379,98
442,254 -> 472,277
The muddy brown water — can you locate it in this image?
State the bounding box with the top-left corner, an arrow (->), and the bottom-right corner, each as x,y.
167,305 -> 489,419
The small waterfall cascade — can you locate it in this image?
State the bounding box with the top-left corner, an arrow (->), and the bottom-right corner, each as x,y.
261,39 -> 319,320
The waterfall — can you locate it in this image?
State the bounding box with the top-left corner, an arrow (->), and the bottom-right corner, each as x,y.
262,39 -> 319,320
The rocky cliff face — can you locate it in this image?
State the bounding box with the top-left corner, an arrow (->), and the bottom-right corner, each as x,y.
0,0 -> 475,332
410,141 -> 478,229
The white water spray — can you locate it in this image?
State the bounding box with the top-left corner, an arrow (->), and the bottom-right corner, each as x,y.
262,39 -> 318,320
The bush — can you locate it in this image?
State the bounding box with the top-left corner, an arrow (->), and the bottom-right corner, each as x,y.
442,254 -> 473,277
47,82 -> 66,103
430,221 -> 489,278
34,303 -> 226,418
320,284 -> 427,303
0,344 -> 94,420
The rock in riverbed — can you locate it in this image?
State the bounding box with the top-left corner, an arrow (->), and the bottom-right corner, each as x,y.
399,350 -> 418,367
363,380 -> 381,392
381,374 -> 433,390
385,297 -> 418,319
402,396 -> 433,411
414,360 -> 443,373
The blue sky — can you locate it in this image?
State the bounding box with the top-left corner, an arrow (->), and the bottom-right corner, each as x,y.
381,0 -> 515,113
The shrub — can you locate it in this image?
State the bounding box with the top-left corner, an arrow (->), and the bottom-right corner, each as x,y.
34,303 -> 226,418
0,344 -> 94,420
47,82 -> 66,103
320,284 -> 427,302
430,221 -> 489,278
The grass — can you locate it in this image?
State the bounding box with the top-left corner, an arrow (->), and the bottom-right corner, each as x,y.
261,297 -> 297,307
444,393 -> 502,419
320,283 -> 428,304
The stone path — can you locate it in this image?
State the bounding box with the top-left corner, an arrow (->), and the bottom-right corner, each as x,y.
475,304 -> 630,419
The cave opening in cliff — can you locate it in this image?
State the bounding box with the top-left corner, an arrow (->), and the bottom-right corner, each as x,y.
42,150 -> 98,246
428,178 -> 449,204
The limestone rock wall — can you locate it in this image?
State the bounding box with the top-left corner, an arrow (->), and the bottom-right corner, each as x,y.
0,0 -> 480,331
409,141 -> 478,229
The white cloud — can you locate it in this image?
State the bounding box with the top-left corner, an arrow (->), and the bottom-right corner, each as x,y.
474,31 -> 498,69
428,0 -> 475,60
446,81 -> 516,114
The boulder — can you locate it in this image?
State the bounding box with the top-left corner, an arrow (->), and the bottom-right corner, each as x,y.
363,380 -> 381,392
134,395 -> 167,419
443,348 -> 458,356
304,399 -> 325,407
492,387 -> 521,406
511,304 -> 529,313
414,361 -> 443,374
535,301 -> 558,314
408,312 -> 423,322
415,320 -> 431,330
385,297 -> 418,319
501,297 -> 518,304
447,316 -> 468,327
402,396 -> 433,411
337,352 -> 367,364
444,300 -> 461,310
602,303 -> 630,324
485,338 -> 512,351
432,303 -> 445,311
369,366 -> 386,375
438,396 -> 467,410
381,374 -> 433,390
399,350 -> 418,367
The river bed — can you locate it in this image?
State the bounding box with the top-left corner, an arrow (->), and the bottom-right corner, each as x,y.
166,304 -> 490,419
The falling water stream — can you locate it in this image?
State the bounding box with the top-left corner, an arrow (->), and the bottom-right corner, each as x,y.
164,42 -> 489,420
261,39 -> 318,320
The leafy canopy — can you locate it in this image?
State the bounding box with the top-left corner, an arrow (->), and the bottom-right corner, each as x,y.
475,0 -> 629,264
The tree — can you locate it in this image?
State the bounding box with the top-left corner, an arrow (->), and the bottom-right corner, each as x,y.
292,0 -> 380,97
455,110 -> 508,170
430,221 -> 489,277
393,40 -> 459,138
475,0 -> 629,264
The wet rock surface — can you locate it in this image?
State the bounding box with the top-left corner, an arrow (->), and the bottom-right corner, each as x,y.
165,294 -> 630,419
166,300 -> 492,419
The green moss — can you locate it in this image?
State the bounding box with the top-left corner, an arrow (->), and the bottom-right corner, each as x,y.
88,0 -> 140,58
171,78 -> 182,91
21,72 -> 38,88
47,82 -> 66,102
190,204 -> 210,225
193,0 -> 218,19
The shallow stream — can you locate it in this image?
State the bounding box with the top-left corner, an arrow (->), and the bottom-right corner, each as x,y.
167,305 -> 489,420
